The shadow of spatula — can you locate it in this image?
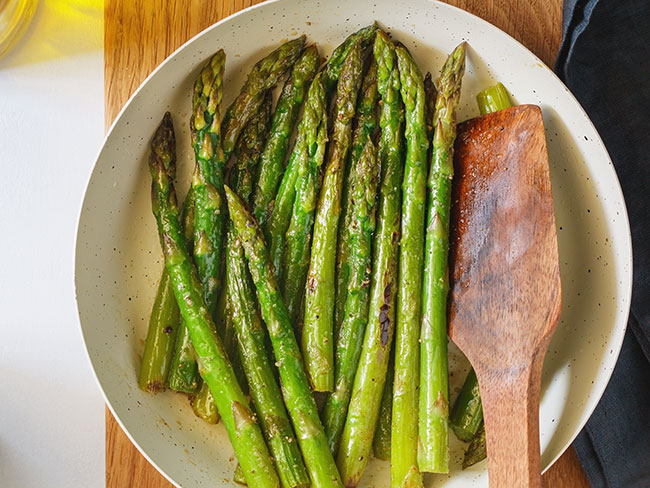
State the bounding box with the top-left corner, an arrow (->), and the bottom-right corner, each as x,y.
448,104 -> 562,487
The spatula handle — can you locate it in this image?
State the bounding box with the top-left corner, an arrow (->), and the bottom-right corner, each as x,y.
477,354 -> 545,488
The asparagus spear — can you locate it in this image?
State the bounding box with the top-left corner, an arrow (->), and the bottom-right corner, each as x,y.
265,75 -> 324,280
253,45 -> 320,228
190,385 -> 219,424
321,23 -> 378,93
192,94 -> 274,423
363,71 -> 434,455
232,92 -> 273,203
148,113 -> 279,488
418,42 -> 465,475
139,191 -> 194,393
226,94 -> 311,488
227,92 -> 274,388
337,30 -> 404,487
282,75 -> 328,325
423,72 -> 437,142
335,58 -> 379,336
372,350 -> 394,461
229,119 -> 311,488
139,270 -> 180,393
322,139 -> 380,454
265,27 -> 374,276
234,464 -> 247,485
450,82 -> 511,441
167,326 -> 201,391
191,49 -> 227,316
222,36 -> 306,159
476,82 -> 511,115
303,39 -> 365,392
228,235 -> 311,488
167,190 -> 202,394
462,423 -> 487,469
180,50 -> 229,410
225,186 -> 344,488
449,368 -> 482,442
391,44 -> 429,486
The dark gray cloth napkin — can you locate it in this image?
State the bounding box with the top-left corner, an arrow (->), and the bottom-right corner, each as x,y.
556,0 -> 650,486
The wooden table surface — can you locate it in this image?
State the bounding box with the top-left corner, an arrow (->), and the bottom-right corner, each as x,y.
104,1 -> 591,486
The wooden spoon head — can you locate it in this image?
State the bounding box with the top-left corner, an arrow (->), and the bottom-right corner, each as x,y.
448,104 -> 561,374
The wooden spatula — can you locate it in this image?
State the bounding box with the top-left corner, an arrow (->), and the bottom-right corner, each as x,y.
448,104 -> 562,487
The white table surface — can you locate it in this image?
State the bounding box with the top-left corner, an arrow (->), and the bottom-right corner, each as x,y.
0,1 -> 105,486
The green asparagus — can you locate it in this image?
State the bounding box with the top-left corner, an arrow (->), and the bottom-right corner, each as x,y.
139,191 -> 194,393
139,270 -> 180,393
265,26 -> 374,277
372,350 -> 394,461
168,190 -> 202,394
148,113 -> 279,488
335,58 -> 379,336
228,94 -> 311,488
337,30 -> 404,487
222,36 -> 306,159
321,23 -> 378,93
462,424 -> 487,469
226,91 -> 274,390
191,49 -> 227,316
476,82 -> 511,115
185,50 -> 229,416
322,139 -> 380,454
232,92 -> 273,203
252,44 -> 320,228
303,39 -> 364,392
234,464 -> 247,485
191,91 -> 274,423
190,385 -> 219,424
418,42 -> 465,474
423,72 -> 437,143
225,186 -> 343,488
449,368 -> 482,442
266,74 -> 324,280
392,43 -> 429,486
282,75 -> 328,325
228,233 -> 310,488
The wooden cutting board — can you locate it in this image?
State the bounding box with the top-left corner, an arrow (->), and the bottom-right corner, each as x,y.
104,1 -> 591,486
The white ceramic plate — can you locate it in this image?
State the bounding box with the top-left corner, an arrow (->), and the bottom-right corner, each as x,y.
75,0 -> 632,486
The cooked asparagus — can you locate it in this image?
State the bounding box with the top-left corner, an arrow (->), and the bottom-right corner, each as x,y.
225,186 -> 344,488
392,43 -> 429,487
337,30 -> 404,488
322,139 -> 380,454
139,191 -> 195,393
227,94 -> 311,488
303,39 -> 364,392
281,74 -> 328,325
462,423 -> 487,469
252,45 -> 320,228
149,113 -> 279,488
372,350 -> 394,461
222,37 -> 306,159
322,23 -> 378,93
335,57 -> 379,335
449,368 -> 482,442
418,42 -> 465,475
187,50 -> 229,418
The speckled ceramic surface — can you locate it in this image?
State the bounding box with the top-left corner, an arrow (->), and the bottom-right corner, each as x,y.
75,0 -> 632,486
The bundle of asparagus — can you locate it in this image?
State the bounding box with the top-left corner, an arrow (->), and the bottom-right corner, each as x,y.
138,24 -> 513,488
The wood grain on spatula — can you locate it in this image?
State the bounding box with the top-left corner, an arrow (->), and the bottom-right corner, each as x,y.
448,105 -> 562,487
